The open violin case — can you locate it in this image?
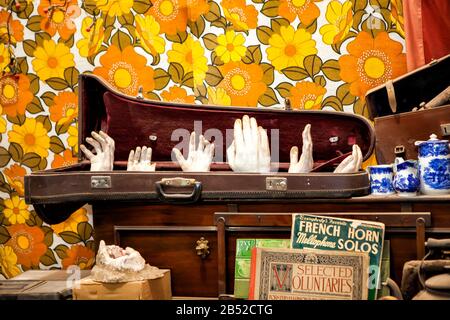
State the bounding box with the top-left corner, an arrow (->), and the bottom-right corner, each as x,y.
24,74 -> 375,225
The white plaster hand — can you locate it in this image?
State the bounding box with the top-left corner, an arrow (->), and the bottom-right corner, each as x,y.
172,132 -> 215,172
80,131 -> 115,171
334,144 -> 363,173
227,115 -> 271,173
127,146 -> 156,171
289,124 -> 314,173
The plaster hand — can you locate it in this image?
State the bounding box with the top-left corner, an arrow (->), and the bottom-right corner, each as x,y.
288,124 -> 314,173
334,144 -> 363,173
227,115 -> 271,173
127,146 -> 156,171
80,131 -> 115,171
172,132 -> 215,172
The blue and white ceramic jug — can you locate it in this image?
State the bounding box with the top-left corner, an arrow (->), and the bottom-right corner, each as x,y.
414,134 -> 450,195
393,157 -> 420,197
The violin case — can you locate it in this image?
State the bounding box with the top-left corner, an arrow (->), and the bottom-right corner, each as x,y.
366,54 -> 450,164
24,74 -> 375,225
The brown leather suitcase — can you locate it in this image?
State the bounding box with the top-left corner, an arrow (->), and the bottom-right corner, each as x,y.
365,54 -> 450,164
25,74 -> 375,224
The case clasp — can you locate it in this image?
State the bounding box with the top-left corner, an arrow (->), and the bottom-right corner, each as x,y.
91,176 -> 111,189
266,177 -> 287,191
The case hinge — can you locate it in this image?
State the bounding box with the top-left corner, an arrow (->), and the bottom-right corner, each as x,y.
266,177 -> 287,191
91,176 -> 111,189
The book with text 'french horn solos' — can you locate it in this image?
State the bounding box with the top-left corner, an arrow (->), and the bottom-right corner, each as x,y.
290,214 -> 385,300
248,248 -> 369,300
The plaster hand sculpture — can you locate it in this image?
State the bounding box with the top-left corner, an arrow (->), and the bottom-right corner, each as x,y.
334,144 -> 363,173
227,115 -> 271,173
91,240 -> 164,283
127,146 -> 156,171
80,131 -> 115,171
288,124 -> 314,173
172,132 -> 215,172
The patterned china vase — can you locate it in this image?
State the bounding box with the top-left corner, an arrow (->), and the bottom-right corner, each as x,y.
415,134 -> 450,195
393,158 -> 420,197
368,165 -> 395,195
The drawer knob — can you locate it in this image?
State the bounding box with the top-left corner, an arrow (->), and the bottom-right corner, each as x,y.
196,237 -> 210,259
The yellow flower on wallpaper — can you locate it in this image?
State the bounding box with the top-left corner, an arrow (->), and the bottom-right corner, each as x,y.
207,87 -> 232,106
7,224 -> 47,268
49,91 -> 78,125
62,245 -> 95,269
0,74 -> 33,117
390,0 -> 405,37
222,0 -> 258,31
51,208 -> 88,235
0,10 -> 24,44
0,43 -> 10,72
4,164 -> 26,197
3,196 -> 30,225
168,35 -> 208,86
94,0 -> 133,16
215,30 -> 247,63
135,15 -> 166,56
278,0 -> 322,24
161,86 -> 196,103
32,39 -> 75,81
186,0 -> 210,22
38,0 -> 81,40
319,0 -> 353,45
77,17 -> 105,57
94,45 -> 156,96
67,124 -> 78,154
0,108 -> 5,133
149,0 -> 188,35
8,118 -> 50,158
266,26 -> 317,71
289,81 -> 327,110
219,62 -> 267,106
339,31 -> 406,99
51,149 -> 78,169
0,245 -> 21,279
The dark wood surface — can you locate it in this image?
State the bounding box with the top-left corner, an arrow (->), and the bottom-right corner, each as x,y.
92,195 -> 450,298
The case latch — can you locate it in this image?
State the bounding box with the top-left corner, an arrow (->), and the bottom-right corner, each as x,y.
91,176 -> 111,189
266,177 -> 287,191
441,123 -> 450,136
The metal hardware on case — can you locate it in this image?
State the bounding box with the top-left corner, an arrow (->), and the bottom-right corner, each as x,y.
266,177 -> 287,191
161,177 -> 196,187
91,176 -> 111,189
136,86 -> 144,99
441,123 -> 450,136
329,136 -> 339,143
196,237 -> 210,259
394,145 -> 406,156
284,98 -> 292,111
149,135 -> 158,141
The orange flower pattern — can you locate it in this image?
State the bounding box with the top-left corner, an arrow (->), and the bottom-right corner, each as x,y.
94,45 -> 155,96
62,245 -> 95,270
339,31 -> 406,99
6,224 -> 47,268
0,1 -> 405,277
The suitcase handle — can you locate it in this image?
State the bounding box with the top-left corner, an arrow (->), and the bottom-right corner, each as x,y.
155,178 -> 202,204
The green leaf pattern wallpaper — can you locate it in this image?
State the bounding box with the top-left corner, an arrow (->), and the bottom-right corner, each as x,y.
0,0 -> 405,278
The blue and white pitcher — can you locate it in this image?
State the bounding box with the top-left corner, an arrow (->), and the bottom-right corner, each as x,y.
414,134 -> 450,195
393,157 -> 420,197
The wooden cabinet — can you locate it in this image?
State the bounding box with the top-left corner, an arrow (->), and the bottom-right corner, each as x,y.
92,195 -> 450,298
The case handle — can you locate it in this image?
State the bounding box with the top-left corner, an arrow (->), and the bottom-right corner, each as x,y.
386,80 -> 397,113
155,177 -> 202,204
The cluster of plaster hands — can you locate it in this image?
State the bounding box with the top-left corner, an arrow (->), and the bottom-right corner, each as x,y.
80,115 -> 363,174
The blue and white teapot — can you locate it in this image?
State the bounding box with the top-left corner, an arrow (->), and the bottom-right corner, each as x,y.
414,134 -> 450,195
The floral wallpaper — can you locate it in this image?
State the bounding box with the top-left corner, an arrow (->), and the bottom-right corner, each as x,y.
0,0 -> 405,279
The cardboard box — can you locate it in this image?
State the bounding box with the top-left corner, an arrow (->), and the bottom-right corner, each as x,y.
73,269 -> 171,300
